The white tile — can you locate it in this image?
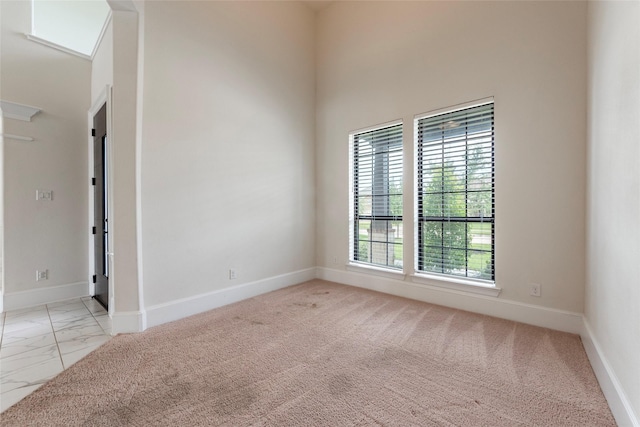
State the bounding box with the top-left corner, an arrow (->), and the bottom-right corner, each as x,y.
1,383 -> 44,412
58,334 -> 110,356
1,323 -> 53,345
82,299 -> 107,315
46,299 -> 83,309
3,312 -> 50,326
4,306 -> 47,318
92,312 -> 109,320
0,332 -> 56,359
0,326 -> 53,346
0,345 -> 60,374
48,308 -> 92,323
51,315 -> 98,332
54,324 -> 105,343
46,303 -> 87,316
51,311 -> 96,330
3,310 -> 48,325
2,317 -> 51,336
0,356 -> 63,393
94,316 -> 112,329
60,341 -> 107,368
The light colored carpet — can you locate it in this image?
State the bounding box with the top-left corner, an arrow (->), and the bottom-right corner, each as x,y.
1,280 -> 615,426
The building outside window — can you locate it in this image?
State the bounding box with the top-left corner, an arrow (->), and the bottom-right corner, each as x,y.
350,122 -> 403,270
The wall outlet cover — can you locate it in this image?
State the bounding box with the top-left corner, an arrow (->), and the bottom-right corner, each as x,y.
36,190 -> 53,201
36,269 -> 48,281
530,283 -> 541,297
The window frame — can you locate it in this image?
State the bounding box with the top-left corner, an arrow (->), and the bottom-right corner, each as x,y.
349,120 -> 404,272
414,98 -> 496,286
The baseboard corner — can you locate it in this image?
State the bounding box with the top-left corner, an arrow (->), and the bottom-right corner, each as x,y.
581,318 -> 640,427
112,310 -> 146,334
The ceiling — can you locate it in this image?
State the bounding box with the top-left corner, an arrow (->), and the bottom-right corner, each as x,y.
31,0 -> 111,58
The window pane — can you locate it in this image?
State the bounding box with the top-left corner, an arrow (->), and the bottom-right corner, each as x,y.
357,196 -> 372,216
467,191 -> 492,218
389,194 -> 402,216
351,123 -> 403,270
416,102 -> 494,281
357,240 -> 370,263
443,249 -> 466,276
468,250 -> 492,280
391,220 -> 403,268
420,192 -> 443,217
443,193 -> 466,218
469,222 -> 492,250
442,222 -> 466,250
357,219 -> 371,239
421,221 -> 443,273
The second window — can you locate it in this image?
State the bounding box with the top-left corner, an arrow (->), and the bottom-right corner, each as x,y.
416,101 -> 495,282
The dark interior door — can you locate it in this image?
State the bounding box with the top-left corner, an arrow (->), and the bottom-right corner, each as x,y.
93,103 -> 109,309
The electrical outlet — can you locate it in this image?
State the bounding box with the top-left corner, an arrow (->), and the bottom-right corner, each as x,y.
36,269 -> 48,281
229,269 -> 237,280
36,190 -> 53,201
529,283 -> 541,297
333,256 -> 338,264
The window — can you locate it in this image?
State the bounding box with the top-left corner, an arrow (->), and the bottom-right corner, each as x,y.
350,122 -> 403,270
416,101 -> 494,282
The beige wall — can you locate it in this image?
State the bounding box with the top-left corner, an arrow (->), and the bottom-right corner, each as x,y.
587,0 -> 640,420
1,0 -> 90,298
316,1 -> 588,312
139,1 -> 316,307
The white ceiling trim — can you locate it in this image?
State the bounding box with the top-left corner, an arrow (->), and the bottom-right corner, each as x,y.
90,11 -> 112,60
25,33 -> 92,61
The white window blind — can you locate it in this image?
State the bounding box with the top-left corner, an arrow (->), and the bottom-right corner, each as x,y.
350,123 -> 403,270
416,101 -> 494,281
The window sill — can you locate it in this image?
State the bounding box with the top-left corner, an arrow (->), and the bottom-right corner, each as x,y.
347,262 -> 406,280
410,273 -> 501,297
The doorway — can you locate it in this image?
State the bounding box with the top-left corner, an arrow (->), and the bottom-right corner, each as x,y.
93,103 -> 109,309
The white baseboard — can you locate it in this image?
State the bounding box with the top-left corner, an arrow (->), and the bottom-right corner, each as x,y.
317,267 -> 583,334
145,267 -> 317,329
2,282 -> 90,312
581,320 -> 639,427
112,310 -> 145,335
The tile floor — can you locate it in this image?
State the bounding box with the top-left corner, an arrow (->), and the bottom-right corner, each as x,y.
0,297 -> 112,412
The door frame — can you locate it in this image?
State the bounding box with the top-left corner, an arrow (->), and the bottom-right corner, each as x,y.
88,85 -> 114,315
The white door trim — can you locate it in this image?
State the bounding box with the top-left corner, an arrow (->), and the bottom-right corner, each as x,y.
88,85 -> 114,315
